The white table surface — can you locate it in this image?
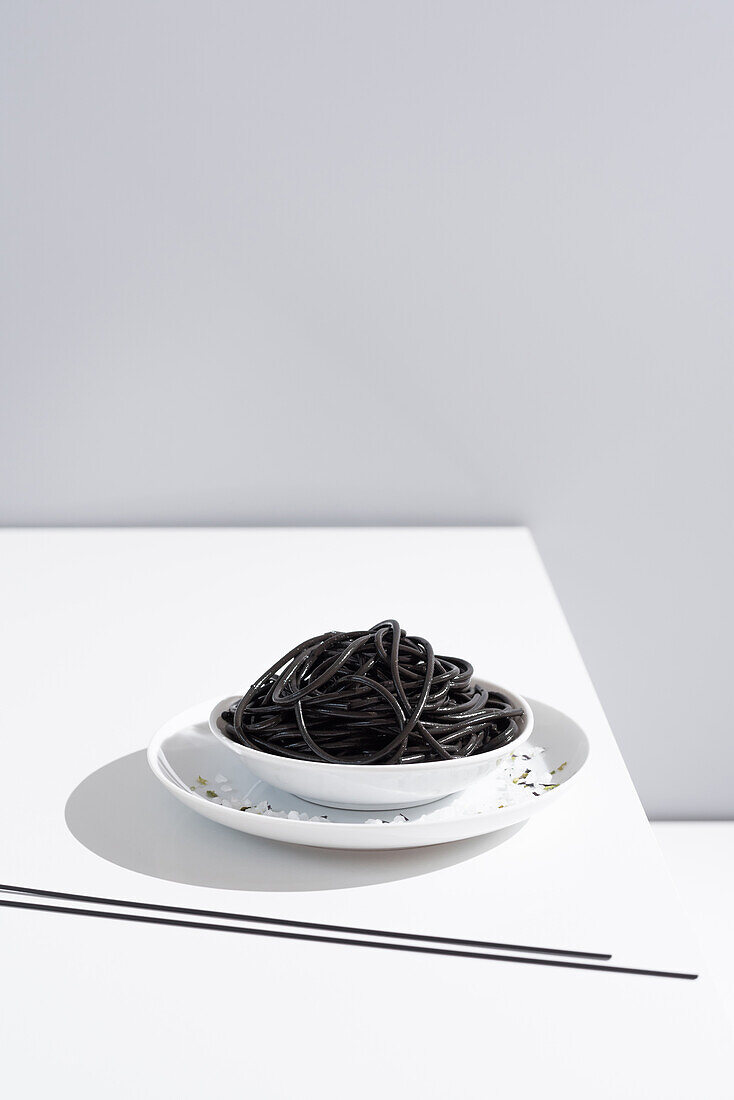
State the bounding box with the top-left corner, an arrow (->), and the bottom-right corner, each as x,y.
0,528 -> 730,1097
653,822 -> 734,1030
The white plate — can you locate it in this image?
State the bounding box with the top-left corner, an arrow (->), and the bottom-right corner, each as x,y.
148,699 -> 589,850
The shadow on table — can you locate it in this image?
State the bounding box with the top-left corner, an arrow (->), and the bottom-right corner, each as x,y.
64,749 -> 526,892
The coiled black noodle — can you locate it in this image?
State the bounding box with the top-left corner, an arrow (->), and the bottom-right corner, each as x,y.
220,620 -> 524,765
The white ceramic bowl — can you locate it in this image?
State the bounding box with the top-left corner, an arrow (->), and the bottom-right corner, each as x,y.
208,680 -> 533,810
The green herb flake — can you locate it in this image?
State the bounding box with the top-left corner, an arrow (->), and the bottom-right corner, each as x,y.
189,785 -> 196,791
205,790 -> 218,799
197,776 -> 208,785
557,761 -> 568,772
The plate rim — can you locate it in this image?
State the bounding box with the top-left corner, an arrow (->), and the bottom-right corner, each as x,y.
147,697 -> 590,843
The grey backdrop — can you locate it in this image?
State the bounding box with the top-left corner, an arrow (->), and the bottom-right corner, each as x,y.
1,2 -> 732,817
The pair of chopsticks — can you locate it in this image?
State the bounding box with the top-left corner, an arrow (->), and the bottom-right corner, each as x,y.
0,883 -> 697,980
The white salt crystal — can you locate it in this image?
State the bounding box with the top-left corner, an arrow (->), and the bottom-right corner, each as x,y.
214,773 -> 228,784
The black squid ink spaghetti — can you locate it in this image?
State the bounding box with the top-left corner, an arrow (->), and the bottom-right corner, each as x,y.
220,620 -> 524,765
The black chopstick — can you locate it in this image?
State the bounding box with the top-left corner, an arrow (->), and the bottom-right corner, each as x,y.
0,897 -> 697,980
0,882 -> 608,960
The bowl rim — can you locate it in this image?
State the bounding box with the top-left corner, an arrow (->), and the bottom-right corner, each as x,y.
208,678 -> 534,773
